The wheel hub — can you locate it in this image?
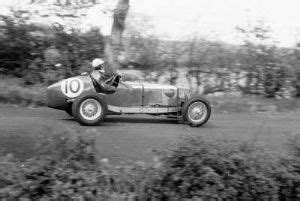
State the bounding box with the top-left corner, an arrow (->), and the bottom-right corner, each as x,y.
188,102 -> 207,123
83,103 -> 97,117
79,98 -> 102,121
192,107 -> 202,116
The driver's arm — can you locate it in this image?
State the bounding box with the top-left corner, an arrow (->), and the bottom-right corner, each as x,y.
99,81 -> 116,91
99,73 -> 116,91
104,76 -> 115,84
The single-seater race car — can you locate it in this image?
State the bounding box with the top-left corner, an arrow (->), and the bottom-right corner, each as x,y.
47,72 -> 211,127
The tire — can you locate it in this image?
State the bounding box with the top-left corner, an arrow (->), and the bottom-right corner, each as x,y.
65,105 -> 73,116
182,97 -> 211,127
72,94 -> 107,126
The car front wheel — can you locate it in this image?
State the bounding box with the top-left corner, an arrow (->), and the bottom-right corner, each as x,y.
182,97 -> 211,127
72,94 -> 107,126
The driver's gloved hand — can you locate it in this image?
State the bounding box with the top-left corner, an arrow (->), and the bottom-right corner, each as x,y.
104,75 -> 116,84
105,77 -> 113,84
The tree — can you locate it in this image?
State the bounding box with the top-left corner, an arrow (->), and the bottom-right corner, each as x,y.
293,44 -> 300,97
0,7 -> 106,84
109,0 -> 129,71
29,0 -> 129,72
123,13 -> 161,69
236,21 -> 287,97
0,12 -> 41,77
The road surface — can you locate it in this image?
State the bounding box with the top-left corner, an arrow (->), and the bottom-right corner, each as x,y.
0,105 -> 299,164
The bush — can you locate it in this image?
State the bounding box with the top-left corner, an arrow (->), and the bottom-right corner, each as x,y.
0,78 -> 46,106
0,129 -> 300,200
145,136 -> 300,200
209,95 -> 300,113
0,12 -> 105,85
0,132 -> 97,199
0,129 -> 149,200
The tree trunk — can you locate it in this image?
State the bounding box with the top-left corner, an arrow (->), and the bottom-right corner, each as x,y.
29,0 -> 130,72
107,0 -> 129,72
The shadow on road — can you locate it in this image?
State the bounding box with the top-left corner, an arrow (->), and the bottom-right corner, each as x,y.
104,116 -> 179,124
59,114 -> 216,128
60,115 -> 180,125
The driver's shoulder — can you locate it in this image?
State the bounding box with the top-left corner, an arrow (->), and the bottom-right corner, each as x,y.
90,70 -> 102,81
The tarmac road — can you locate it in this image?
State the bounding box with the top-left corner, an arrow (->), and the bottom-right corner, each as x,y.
0,105 -> 300,164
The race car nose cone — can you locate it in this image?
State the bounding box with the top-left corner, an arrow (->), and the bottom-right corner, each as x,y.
47,81 -> 68,109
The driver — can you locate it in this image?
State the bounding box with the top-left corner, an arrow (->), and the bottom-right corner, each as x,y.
90,58 -> 117,93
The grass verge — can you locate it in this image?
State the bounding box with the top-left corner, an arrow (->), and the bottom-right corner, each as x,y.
209,95 -> 300,113
0,78 -> 46,106
0,78 -> 299,112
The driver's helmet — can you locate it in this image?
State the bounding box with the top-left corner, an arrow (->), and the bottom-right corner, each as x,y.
92,58 -> 105,71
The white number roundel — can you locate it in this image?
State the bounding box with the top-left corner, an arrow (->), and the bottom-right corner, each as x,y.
61,78 -> 84,98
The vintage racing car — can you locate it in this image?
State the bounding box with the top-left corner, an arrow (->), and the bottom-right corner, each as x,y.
47,73 -> 211,127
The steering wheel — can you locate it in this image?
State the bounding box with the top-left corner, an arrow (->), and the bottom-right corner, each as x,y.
105,74 -> 121,87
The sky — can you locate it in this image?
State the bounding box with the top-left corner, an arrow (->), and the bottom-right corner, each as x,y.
1,0 -> 300,47
129,0 -> 300,47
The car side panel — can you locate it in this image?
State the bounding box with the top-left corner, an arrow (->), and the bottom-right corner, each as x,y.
143,84 -> 178,106
143,88 -> 163,106
105,82 -> 143,107
105,82 -> 179,107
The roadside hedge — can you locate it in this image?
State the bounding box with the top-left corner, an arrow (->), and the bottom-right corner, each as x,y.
145,136 -> 300,200
0,130 -> 150,200
1,77 -> 299,113
0,130 -> 300,200
0,78 -> 46,106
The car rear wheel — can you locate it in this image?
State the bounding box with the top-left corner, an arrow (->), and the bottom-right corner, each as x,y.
182,97 -> 211,127
72,94 -> 107,126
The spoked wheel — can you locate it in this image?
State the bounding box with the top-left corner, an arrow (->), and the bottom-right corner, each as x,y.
182,97 -> 211,127
72,94 -> 107,126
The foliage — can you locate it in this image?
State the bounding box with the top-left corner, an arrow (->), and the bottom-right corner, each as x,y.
30,0 -> 129,70
0,11 -> 105,85
235,22 -> 290,97
2,76 -> 299,112
0,129 -> 146,200
293,45 -> 300,97
1,9 -> 300,98
0,78 -> 46,106
209,95 -> 300,113
145,136 -> 300,200
1,128 -> 300,200
124,17 -> 300,97
0,13 -> 37,77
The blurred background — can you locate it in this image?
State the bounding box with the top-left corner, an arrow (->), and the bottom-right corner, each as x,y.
2,2 -> 300,200
0,0 -> 300,103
